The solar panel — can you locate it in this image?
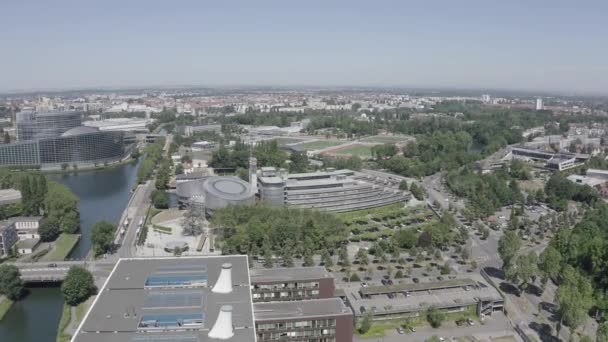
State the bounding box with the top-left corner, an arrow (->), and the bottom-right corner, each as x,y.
132,335 -> 199,342
144,274 -> 208,288
138,313 -> 204,330
144,291 -> 202,309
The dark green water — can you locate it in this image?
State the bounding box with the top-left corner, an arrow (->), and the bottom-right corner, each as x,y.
48,159 -> 140,259
0,287 -> 64,342
0,161 -> 142,342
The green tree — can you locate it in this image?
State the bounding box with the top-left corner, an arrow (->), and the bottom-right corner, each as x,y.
0,264 -> 24,300
338,246 -> 350,267
426,307 -> 445,328
289,151 -> 309,173
302,250 -> 314,267
174,163 -> 184,175
555,265 -> 593,331
44,182 -> 79,234
356,248 -> 369,266
38,218 -> 60,242
263,244 -> 274,268
91,220 -> 115,256
152,189 -> 169,209
409,182 -> 425,200
321,249 -> 333,267
498,230 -> 521,269
61,266 -> 96,306
512,252 -> 538,290
538,246 -> 562,285
358,313 -> 373,334
399,180 -> 408,190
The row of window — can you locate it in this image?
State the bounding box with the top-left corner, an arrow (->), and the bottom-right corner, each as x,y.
256,319 -> 336,331
254,282 -> 320,290
257,329 -> 335,341
252,289 -> 320,300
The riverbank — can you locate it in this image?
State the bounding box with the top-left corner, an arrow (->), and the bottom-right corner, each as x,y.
41,156 -> 138,175
56,298 -> 91,342
0,297 -> 13,321
43,234 -> 81,261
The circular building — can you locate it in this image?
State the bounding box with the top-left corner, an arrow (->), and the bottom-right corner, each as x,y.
176,178 -> 207,207
203,176 -> 254,212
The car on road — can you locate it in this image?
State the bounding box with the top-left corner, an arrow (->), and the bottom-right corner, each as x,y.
467,318 -> 475,326
439,338 -> 445,342
409,327 -> 416,332
362,282 -> 369,287
48,263 -> 58,268
412,277 -> 419,283
397,327 -> 404,334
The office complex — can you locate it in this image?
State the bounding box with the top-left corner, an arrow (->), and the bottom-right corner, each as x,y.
0,111 -> 130,169
257,168 -> 410,212
73,256 -> 256,342
16,111 -> 82,141
250,267 -> 335,302
73,256 -> 354,342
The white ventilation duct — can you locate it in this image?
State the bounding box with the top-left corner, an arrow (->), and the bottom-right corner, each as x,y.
208,305 -> 234,340
212,263 -> 233,294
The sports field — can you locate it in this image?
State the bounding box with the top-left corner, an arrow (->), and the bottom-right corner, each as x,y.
333,144 -> 373,158
360,135 -> 413,144
296,140 -> 345,150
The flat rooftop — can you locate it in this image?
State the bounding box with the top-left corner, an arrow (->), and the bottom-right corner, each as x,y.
250,266 -> 332,283
347,278 -> 502,316
72,256 -> 255,342
254,298 -> 352,321
0,188 -> 21,203
360,278 -> 477,296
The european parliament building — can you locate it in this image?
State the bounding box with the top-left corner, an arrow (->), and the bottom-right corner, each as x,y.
0,111 -> 131,169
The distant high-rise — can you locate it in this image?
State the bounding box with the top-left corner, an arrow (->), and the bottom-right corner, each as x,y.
16,111 -> 81,141
536,98 -> 544,110
481,94 -> 491,103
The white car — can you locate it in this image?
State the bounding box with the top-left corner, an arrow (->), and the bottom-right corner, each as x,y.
439,338 -> 445,342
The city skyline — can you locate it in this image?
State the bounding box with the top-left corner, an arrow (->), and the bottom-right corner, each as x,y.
2,0 -> 608,95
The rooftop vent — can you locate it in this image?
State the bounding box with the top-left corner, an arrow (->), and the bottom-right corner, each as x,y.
208,305 -> 234,340
212,263 -> 233,294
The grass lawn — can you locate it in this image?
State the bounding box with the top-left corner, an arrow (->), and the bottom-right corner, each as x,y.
56,304 -> 72,342
296,140 -> 344,150
75,299 -> 91,323
356,320 -> 403,338
361,135 -> 413,144
334,145 -> 373,158
44,234 -> 80,261
0,297 -> 14,321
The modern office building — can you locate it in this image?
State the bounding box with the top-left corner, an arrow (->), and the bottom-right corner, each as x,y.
257,168 -> 410,212
254,298 -> 353,342
16,111 -> 82,141
74,257 -> 355,342
250,267 -> 335,303
510,146 -> 586,171
535,98 -> 544,110
72,256 -> 256,342
0,221 -> 18,257
0,127 -> 129,168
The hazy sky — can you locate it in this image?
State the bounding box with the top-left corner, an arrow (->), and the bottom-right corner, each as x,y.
1,0 -> 607,94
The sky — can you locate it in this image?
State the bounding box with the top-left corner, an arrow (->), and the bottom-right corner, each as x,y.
1,0 -> 607,94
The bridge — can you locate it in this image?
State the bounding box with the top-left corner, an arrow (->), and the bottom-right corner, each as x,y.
12,261 -> 116,283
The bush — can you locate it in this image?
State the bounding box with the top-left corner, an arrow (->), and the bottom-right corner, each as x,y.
350,273 -> 361,282
152,190 -> 169,209
358,313 -> 373,334
0,264 -> 24,300
395,270 -> 404,278
91,220 -> 116,256
426,307 -> 445,328
61,266 -> 96,306
39,219 -> 60,242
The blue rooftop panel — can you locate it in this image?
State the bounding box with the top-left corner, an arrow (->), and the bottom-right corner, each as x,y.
144,274 -> 208,288
138,313 -> 204,330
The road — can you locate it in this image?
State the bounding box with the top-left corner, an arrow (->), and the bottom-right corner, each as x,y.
113,180 -> 154,259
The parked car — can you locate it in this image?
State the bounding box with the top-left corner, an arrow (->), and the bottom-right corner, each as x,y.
397,327 -> 404,334
413,278 -> 420,283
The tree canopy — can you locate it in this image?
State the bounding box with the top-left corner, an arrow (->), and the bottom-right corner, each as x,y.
0,264 -> 24,300
61,266 -> 97,306
91,220 -> 116,257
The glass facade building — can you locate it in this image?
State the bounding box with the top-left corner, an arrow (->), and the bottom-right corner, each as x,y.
16,111 -> 82,141
0,128 -> 128,168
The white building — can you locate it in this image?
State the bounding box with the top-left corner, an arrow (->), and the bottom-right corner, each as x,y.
536,98 -> 544,110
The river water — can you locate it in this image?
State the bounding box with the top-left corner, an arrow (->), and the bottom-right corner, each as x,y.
0,160 -> 140,342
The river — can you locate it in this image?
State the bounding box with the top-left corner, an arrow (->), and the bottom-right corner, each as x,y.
0,160 -> 140,342
48,159 -> 141,259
